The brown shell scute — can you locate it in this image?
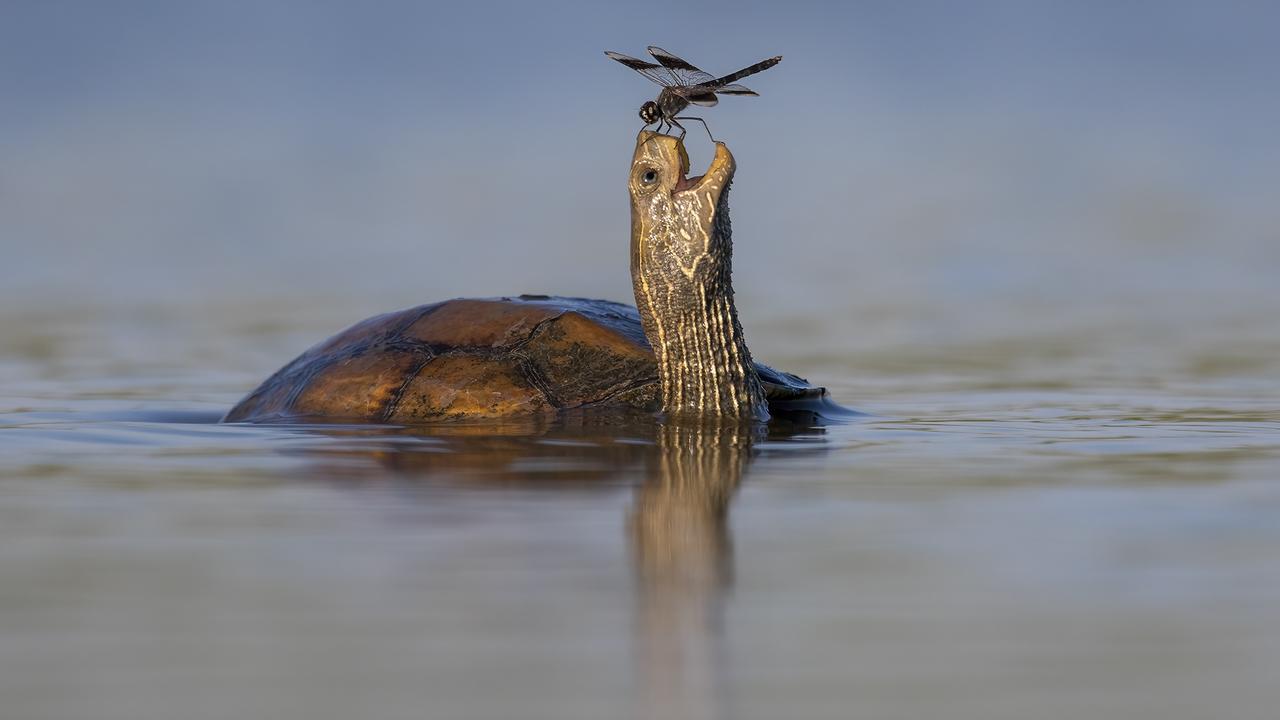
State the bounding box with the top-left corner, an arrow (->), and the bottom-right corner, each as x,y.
292,350 -> 427,419
389,355 -> 551,421
402,299 -> 562,348
518,311 -> 657,408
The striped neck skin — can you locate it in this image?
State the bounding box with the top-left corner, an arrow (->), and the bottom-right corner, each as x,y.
628,132 -> 769,421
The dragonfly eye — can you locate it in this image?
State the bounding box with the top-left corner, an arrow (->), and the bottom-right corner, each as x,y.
639,101 -> 660,124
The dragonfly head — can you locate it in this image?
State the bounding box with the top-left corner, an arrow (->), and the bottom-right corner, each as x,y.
639,101 -> 661,125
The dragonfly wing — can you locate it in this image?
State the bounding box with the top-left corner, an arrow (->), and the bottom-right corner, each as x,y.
715,83 -> 759,96
605,51 -> 674,86
686,92 -> 719,107
646,46 -> 716,87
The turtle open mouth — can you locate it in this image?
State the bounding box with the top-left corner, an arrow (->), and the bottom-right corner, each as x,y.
674,172 -> 703,193
673,142 -> 733,196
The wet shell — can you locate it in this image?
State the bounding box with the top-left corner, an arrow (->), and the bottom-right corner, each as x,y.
224,295 -> 818,423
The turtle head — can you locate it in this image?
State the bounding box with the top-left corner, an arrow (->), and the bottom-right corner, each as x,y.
628,130 -> 766,420
628,130 -> 736,279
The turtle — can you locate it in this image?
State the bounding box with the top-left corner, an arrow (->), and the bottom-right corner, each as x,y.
224,131 -> 837,424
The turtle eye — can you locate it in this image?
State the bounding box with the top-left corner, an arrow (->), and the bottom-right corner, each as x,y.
641,168 -> 659,185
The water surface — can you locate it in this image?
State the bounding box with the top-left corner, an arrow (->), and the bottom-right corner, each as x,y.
2,292 -> 1277,720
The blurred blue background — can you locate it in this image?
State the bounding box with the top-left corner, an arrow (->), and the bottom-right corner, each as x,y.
4,0 -> 1276,327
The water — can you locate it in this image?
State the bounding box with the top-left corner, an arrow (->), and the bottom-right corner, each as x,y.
1,286 -> 1277,720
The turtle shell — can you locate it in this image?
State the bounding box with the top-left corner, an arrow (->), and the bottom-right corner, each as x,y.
224,295 -> 822,423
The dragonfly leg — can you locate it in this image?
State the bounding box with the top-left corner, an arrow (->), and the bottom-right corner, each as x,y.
667,117 -> 687,139
674,116 -> 716,143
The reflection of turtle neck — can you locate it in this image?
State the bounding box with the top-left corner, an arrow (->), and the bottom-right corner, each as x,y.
630,419 -> 758,720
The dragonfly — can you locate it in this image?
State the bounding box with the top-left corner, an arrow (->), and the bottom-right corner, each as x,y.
604,46 -> 782,141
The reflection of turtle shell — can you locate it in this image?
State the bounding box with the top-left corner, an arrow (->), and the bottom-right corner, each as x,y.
224,295 -> 822,423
